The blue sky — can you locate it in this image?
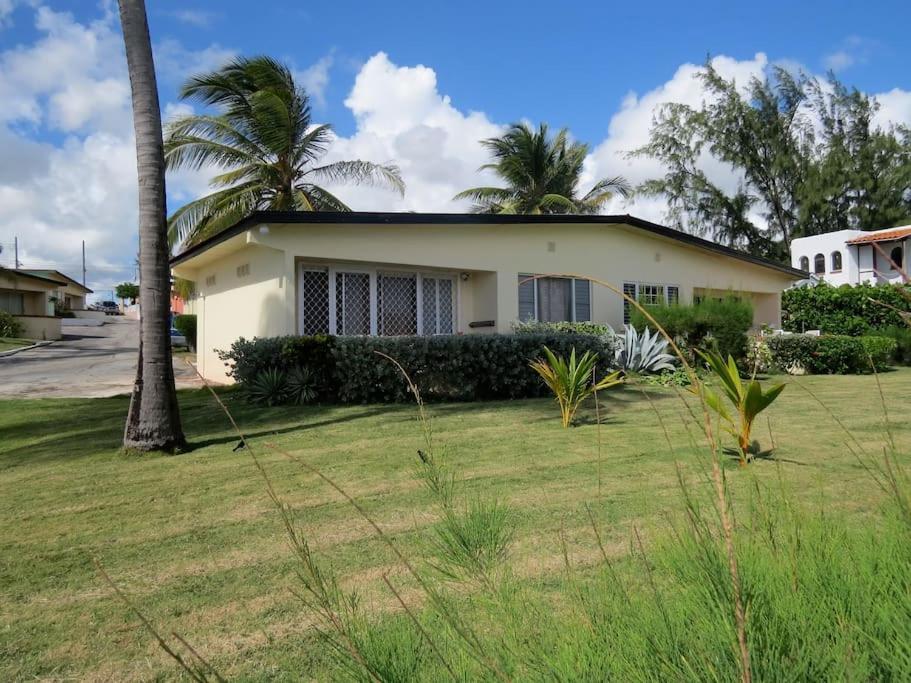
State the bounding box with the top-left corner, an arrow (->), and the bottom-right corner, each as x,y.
0,0 -> 909,292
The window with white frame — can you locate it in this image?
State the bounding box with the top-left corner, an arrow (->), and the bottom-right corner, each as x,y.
378,272 -> 417,336
298,264 -> 455,336
622,282 -> 680,324
422,276 -> 454,335
517,274 -> 591,323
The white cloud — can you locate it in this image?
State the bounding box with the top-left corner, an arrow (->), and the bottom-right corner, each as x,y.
320,52 -> 502,211
295,53 -> 333,107
0,0 -> 21,29
153,38 -> 235,86
0,5 -> 236,289
166,9 -> 217,28
824,50 -> 854,72
874,88 -> 911,131
823,35 -> 877,73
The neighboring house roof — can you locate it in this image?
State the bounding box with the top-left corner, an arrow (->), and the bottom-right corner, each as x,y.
170,210 -> 806,278
846,225 -> 911,245
0,267 -> 69,288
20,269 -> 93,293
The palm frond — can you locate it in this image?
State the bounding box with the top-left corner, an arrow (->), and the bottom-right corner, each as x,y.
296,184 -> 352,212
305,160 -> 405,195
168,56 -> 402,251
167,181 -> 263,247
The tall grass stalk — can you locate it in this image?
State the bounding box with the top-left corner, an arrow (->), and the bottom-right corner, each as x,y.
524,272 -> 752,682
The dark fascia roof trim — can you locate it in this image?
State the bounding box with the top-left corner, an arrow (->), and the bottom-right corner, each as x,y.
0,267 -> 72,287
20,269 -> 93,293
169,210 -> 806,278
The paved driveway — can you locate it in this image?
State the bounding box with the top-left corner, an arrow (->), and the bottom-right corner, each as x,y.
0,318 -> 202,398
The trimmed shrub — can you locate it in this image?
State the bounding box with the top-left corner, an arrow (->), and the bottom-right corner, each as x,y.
630,298 -> 753,361
173,314 -> 197,350
512,320 -> 614,337
767,334 -> 896,374
219,333 -> 614,404
0,311 -> 23,338
873,326 -> 911,365
782,283 -> 911,334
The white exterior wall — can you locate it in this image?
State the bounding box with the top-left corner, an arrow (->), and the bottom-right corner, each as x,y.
174,221 -> 799,383
791,228 -> 911,286
790,230 -> 863,285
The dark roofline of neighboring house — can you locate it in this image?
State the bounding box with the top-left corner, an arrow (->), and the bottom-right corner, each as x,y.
19,269 -> 93,293
169,210 -> 806,278
0,267 -> 72,287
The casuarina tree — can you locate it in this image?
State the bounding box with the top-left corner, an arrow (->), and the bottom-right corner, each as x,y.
118,0 -> 186,452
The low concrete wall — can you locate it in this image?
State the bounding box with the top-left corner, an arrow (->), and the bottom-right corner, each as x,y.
62,318 -> 104,327
15,315 -> 63,341
72,310 -> 107,320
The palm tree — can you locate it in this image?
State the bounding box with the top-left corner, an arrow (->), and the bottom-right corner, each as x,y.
165,56 -> 404,248
455,122 -> 631,214
117,0 -> 185,451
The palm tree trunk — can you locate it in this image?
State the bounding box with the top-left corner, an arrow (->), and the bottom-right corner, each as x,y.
118,0 -> 186,452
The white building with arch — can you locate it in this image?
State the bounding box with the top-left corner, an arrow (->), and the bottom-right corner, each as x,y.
790,225 -> 910,285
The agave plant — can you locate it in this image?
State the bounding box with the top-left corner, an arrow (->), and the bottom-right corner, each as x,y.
287,366 -> 318,405
530,346 -> 623,428
696,350 -> 785,465
247,367 -> 288,406
614,326 -> 676,373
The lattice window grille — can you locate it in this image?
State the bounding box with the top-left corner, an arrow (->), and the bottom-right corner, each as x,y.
378,272 -> 417,336
335,271 -> 371,335
299,268 -> 329,335
421,276 -> 454,335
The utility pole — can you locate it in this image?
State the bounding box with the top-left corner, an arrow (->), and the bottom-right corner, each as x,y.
13,236 -> 20,269
82,240 -> 87,287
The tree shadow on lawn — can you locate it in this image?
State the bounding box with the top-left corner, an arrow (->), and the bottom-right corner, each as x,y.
0,383 -> 680,469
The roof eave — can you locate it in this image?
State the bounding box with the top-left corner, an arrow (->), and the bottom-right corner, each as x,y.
168,210 -> 805,279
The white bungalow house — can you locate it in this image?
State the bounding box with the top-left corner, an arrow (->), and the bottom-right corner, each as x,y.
170,211 -> 804,383
790,224 -> 911,285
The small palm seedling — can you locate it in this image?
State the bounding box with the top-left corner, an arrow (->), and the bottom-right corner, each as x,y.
615,325 -> 676,373
696,350 -> 785,465
530,346 -> 623,428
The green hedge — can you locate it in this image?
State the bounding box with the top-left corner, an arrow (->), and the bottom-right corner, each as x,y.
512,320 -> 614,337
173,314 -> 197,349
782,283 -> 911,335
766,334 -> 896,374
872,326 -> 911,365
218,333 -> 614,404
629,298 -> 753,361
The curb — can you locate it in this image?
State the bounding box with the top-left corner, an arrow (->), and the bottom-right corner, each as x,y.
0,340 -> 55,358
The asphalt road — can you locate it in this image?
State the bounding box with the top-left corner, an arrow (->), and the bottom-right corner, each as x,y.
0,318 -> 202,398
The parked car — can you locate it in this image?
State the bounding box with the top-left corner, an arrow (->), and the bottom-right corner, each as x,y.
170,327 -> 188,349
90,301 -> 121,315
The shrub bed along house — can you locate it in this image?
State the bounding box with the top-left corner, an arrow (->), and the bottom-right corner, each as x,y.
766,334 -> 896,374
629,297 -> 753,361
219,333 -> 615,404
0,311 -> 23,339
782,282 -> 911,335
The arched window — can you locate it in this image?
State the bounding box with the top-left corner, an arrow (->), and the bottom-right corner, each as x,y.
890,246 -> 903,270
799,256 -> 810,272
831,251 -> 842,271
814,253 -> 825,274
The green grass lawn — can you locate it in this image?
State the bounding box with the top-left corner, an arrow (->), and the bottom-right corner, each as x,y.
0,338 -> 33,353
1,370 -> 908,680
